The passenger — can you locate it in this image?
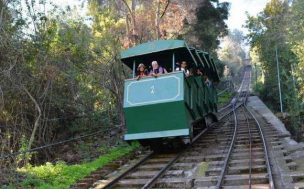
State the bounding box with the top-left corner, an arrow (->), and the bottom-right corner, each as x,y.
136,63 -> 148,80
203,74 -> 212,87
150,61 -> 167,77
189,67 -> 196,77
175,62 -> 181,69
197,68 -> 203,76
176,61 -> 190,77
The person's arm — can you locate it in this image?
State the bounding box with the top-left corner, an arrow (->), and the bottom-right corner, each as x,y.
144,70 -> 149,76
163,68 -> 168,74
152,73 -> 159,77
185,69 -> 190,77
149,70 -> 153,76
150,70 -> 158,77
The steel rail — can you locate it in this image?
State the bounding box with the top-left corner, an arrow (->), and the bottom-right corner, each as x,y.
102,126 -> 209,189
242,106 -> 252,188
103,70 -> 252,189
141,152 -> 181,189
243,83 -> 252,188
102,151 -> 154,189
215,102 -> 249,189
102,104 -> 234,189
217,87 -> 229,96
215,70 -> 251,189
141,126 -> 210,189
218,103 -> 232,113
213,107 -> 238,177
215,103 -> 238,189
143,106 -> 237,189
245,106 -> 274,189
218,90 -> 248,120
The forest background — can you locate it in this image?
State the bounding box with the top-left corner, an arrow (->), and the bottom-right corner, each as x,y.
0,0 -> 303,186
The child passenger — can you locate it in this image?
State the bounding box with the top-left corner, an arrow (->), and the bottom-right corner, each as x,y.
136,63 -> 148,80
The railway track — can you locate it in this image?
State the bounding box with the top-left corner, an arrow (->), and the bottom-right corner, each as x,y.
79,107 -> 279,189
71,105 -> 236,189
75,68 -> 292,189
213,105 -> 274,189
96,115 -> 233,189
212,70 -> 275,188
85,72 -> 251,189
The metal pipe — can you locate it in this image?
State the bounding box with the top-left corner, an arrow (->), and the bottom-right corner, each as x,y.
132,60 -> 136,78
275,46 -> 283,113
255,63 -> 257,91
185,43 -> 198,67
172,53 -> 175,71
243,106 -> 252,188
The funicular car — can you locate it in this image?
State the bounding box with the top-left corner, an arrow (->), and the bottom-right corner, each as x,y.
120,40 -> 219,145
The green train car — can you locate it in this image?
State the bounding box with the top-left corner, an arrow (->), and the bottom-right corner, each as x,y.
121,40 -> 219,145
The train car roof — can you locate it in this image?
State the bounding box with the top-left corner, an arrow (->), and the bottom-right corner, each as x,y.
121,40 -> 186,59
120,39 -> 220,82
121,40 -> 198,69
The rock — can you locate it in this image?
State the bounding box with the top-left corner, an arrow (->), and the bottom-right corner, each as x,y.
283,137 -> 299,147
110,130 -> 118,136
285,142 -> 304,154
60,144 -> 70,152
63,152 -> 81,163
275,112 -> 289,119
290,150 -> 304,161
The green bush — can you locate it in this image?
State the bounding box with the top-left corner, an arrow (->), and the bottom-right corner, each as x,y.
218,91 -> 234,107
18,142 -> 139,189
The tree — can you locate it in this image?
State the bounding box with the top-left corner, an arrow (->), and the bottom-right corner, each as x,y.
0,1 -> 235,182
245,0 -> 292,111
288,0 -> 304,103
0,0 -> 111,167
191,0 -> 230,54
218,29 -> 246,77
246,0 -> 304,140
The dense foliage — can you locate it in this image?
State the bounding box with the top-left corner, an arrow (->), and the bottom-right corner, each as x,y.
192,0 -> 230,54
19,143 -> 139,189
0,0 -> 230,186
245,0 -> 304,140
218,29 -> 246,77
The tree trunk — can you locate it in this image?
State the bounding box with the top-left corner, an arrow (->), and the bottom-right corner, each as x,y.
122,0 -> 138,46
155,0 -> 161,40
155,0 -> 170,39
23,87 -> 41,151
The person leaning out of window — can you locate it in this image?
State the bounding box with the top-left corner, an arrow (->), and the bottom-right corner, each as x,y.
176,61 -> 190,77
136,63 -> 148,80
150,61 -> 167,77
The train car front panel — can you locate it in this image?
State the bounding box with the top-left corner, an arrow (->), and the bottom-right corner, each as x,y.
123,72 -> 191,140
